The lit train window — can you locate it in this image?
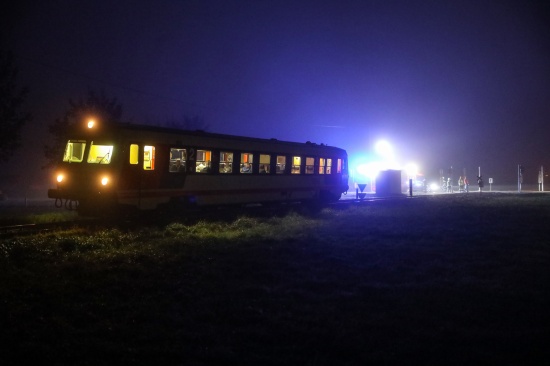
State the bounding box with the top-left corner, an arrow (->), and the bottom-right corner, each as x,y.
337,159 -> 342,173
143,145 -> 155,170
63,140 -> 86,163
129,144 -> 139,165
196,150 -> 211,173
240,153 -> 253,173
276,156 -> 286,174
87,142 -> 113,164
326,159 -> 332,174
305,157 -> 314,174
291,156 -> 301,174
259,154 -> 270,174
169,148 -> 187,172
319,158 -> 326,174
220,151 -> 233,173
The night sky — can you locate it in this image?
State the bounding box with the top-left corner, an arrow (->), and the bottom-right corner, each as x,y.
3,0 -> 550,190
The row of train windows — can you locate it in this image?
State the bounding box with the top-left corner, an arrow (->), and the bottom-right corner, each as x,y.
134,145 -> 343,175
61,141 -> 344,174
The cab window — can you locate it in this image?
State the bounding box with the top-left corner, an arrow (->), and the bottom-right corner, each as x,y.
337,158 -> 343,173
170,148 -> 187,172
63,140 -> 86,163
326,159 -> 332,174
87,142 -> 113,164
144,145 -> 155,170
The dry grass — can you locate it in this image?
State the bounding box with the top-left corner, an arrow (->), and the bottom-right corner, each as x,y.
1,193 -> 549,365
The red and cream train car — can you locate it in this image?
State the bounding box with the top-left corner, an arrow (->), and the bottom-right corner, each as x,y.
48,121 -> 349,214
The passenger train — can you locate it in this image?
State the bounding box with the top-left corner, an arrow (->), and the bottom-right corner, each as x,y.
47,120 -> 349,215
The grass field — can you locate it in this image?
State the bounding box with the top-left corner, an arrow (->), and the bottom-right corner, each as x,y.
1,193 -> 549,365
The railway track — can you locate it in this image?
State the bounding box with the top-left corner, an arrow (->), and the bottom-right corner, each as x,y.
0,220 -> 94,238
0,195 -> 418,237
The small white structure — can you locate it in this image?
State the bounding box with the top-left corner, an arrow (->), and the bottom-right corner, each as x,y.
376,170 -> 403,196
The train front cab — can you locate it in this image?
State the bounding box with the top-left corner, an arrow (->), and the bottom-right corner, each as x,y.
48,138 -> 120,214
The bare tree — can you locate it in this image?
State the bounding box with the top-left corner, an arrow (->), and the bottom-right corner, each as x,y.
43,89 -> 123,168
0,50 -> 32,160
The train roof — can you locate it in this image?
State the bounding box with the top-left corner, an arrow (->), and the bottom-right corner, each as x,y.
96,122 -> 347,155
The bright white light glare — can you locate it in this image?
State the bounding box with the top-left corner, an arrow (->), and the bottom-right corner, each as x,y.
101,177 -> 109,186
374,140 -> 393,158
430,183 -> 439,191
356,164 -> 370,177
87,120 -> 95,129
56,174 -> 64,183
356,162 -> 382,179
405,163 -> 418,178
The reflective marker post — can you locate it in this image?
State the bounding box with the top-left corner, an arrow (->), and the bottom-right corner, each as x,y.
539,166 -> 544,192
517,165 -> 519,193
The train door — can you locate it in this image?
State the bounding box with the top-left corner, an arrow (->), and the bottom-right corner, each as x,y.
140,144 -> 158,190
119,143 -> 157,206
130,143 -> 160,207
119,143 -> 141,191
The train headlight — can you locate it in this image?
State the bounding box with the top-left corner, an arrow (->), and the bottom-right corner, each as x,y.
101,176 -> 109,186
56,174 -> 64,183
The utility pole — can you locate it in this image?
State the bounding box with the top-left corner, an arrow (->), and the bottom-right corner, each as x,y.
518,164 -> 524,193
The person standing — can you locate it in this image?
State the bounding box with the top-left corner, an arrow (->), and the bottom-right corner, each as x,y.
477,175 -> 484,192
